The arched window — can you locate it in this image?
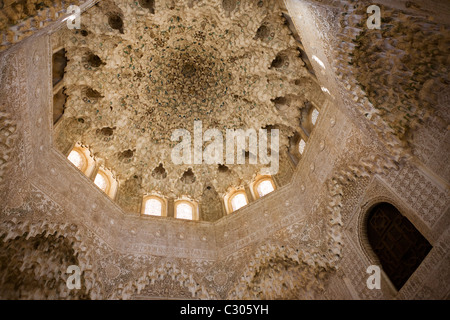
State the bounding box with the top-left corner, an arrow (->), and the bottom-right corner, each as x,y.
141,195 -> 167,217
94,170 -> 110,193
251,175 -> 276,199
311,108 -> 319,126
224,189 -> 250,214
228,191 -> 248,213
68,149 -> 85,171
367,203 -> 432,290
298,139 -> 306,155
66,144 -> 96,177
144,198 -> 162,216
174,199 -> 199,220
231,193 -> 247,211
256,180 -> 275,197
142,196 -> 166,217
176,203 -> 193,220
93,167 -> 118,199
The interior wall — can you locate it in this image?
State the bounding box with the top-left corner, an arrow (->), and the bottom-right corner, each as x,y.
0,0 -> 448,299
284,0 -> 450,299
0,28 -> 356,299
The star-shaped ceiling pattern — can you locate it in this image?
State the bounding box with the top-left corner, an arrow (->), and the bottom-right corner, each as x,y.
55,0 -> 320,208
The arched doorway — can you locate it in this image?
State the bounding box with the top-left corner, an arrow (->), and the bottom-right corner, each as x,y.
367,203 -> 432,290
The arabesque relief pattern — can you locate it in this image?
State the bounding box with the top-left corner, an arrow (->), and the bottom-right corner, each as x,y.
0,0 -> 448,300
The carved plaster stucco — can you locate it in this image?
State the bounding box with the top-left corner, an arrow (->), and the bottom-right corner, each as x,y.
0,0 -> 448,300
52,0 -> 325,216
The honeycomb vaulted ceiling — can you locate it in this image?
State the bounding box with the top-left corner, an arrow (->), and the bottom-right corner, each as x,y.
54,0 -> 321,208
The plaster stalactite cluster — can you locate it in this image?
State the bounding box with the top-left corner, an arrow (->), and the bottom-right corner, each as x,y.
277,4 -> 411,243
54,0 -> 323,212
316,2 -> 450,253
326,0 -> 449,162
322,128 -> 405,272
0,232 -> 89,299
227,243 -> 331,299
291,0 -> 403,174
0,195 -> 104,299
200,185 -> 223,221
115,261 -> 218,300
283,3 -> 444,277
349,2 -> 450,146
286,6 -> 413,261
